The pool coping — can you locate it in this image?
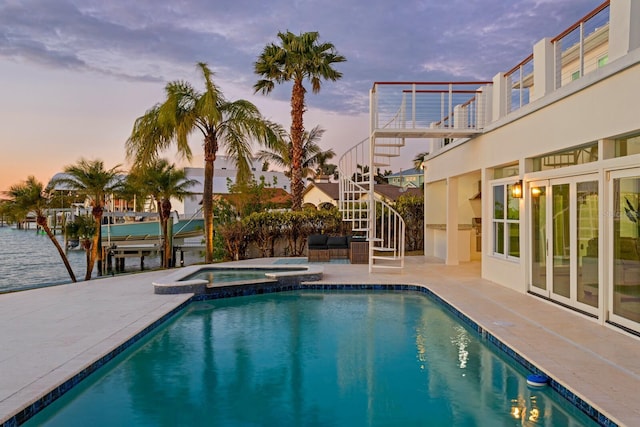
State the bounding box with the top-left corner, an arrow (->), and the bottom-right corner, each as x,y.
2,280 -> 618,427
152,264 -> 323,294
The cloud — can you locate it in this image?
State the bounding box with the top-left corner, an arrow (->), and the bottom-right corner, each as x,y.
0,0 -> 606,114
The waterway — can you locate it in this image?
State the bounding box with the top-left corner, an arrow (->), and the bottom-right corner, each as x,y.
0,226 -> 202,293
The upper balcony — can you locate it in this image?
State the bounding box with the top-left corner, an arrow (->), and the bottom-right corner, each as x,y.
506,1 -> 611,114
371,81 -> 493,140
369,0 -> 637,154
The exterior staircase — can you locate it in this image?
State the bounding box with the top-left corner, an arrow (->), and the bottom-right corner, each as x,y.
338,137 -> 405,271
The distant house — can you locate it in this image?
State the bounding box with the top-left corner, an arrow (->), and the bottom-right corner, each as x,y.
174,156 -> 289,216
386,168 -> 424,188
302,183 -> 340,209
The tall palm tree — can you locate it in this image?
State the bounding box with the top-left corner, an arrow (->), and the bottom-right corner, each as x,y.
257,125 -> 335,182
254,31 -> 346,210
52,159 -> 123,278
128,159 -> 196,268
4,176 -> 77,282
126,62 -> 276,264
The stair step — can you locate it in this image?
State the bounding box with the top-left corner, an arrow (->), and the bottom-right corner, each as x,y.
373,162 -> 390,167
371,264 -> 404,269
372,247 -> 397,252
374,142 -> 405,147
351,227 -> 369,232
374,152 -> 400,157
372,255 -> 403,261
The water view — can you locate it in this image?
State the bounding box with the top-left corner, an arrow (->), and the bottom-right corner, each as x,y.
0,226 -> 201,293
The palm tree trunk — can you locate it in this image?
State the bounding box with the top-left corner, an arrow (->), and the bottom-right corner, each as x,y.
96,216 -> 103,275
89,214 -> 101,279
82,239 -> 92,280
37,215 -> 77,283
160,198 -> 173,268
290,79 -> 305,211
203,134 -> 217,263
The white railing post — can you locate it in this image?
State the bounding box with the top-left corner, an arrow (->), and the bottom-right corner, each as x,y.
440,93 -> 445,129
518,65 -> 524,108
401,92 -> 406,129
412,83 -> 416,129
579,22 -> 585,78
553,40 -> 562,89
448,83 -> 453,129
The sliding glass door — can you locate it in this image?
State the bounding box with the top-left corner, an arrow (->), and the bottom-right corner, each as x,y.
608,168 -> 640,328
529,176 -> 599,314
529,180 -> 548,296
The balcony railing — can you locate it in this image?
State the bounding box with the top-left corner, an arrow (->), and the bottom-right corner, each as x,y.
553,1 -> 610,88
505,54 -> 533,113
504,0 -> 610,114
371,82 -> 492,134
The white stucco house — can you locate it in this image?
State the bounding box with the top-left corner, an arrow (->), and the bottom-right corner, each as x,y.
340,0 -> 640,336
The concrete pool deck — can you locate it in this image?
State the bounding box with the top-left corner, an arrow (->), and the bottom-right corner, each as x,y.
1,257 -> 639,426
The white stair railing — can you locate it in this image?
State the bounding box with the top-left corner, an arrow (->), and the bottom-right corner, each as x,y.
338,136 -> 405,270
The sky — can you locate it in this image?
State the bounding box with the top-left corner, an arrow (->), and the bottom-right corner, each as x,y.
0,0 -> 605,193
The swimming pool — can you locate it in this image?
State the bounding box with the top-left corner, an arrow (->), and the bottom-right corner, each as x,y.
24,290 -> 597,426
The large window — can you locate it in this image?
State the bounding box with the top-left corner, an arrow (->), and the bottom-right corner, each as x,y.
532,143 -> 598,171
493,183 -> 520,258
615,133 -> 640,157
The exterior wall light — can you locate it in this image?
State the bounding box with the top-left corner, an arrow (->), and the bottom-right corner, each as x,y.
511,180 -> 523,198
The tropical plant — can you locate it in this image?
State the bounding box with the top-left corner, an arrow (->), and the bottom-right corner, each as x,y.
52,159 -> 123,279
352,164 -> 391,184
65,214 -> 97,280
126,62 -> 276,264
256,125 -> 335,182
218,220 -> 249,261
395,194 -> 425,251
254,31 -> 346,210
315,161 -> 338,181
245,211 -> 283,257
128,159 -> 196,268
413,152 -> 429,170
4,176 -> 77,282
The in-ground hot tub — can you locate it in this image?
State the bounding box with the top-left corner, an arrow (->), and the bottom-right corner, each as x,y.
153,264 -> 323,295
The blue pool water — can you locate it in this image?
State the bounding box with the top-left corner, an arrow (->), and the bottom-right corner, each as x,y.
25,291 -> 597,426
180,267 -> 306,283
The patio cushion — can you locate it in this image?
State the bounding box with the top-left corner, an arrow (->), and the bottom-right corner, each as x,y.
308,234 -> 328,249
327,236 -> 348,249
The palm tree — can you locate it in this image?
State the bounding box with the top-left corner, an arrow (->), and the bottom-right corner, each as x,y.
254,31 -> 346,210
257,125 -> 335,182
4,176 -> 77,282
52,159 -> 123,278
126,62 -> 276,264
313,151 -> 337,181
128,159 -> 196,268
65,214 -> 97,280
413,151 -> 429,170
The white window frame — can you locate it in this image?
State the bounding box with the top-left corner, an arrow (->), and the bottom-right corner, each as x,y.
492,181 -> 520,260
